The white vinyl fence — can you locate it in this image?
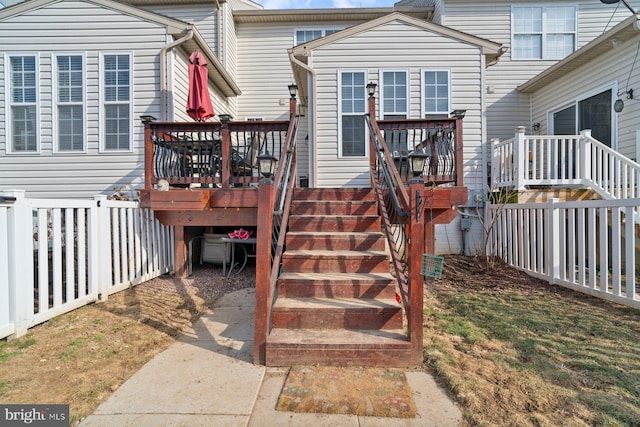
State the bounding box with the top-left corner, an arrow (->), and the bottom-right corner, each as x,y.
0,190 -> 174,339
488,197 -> 639,309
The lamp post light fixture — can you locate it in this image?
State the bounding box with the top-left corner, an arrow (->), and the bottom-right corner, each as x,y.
140,115 -> 157,124
409,151 -> 429,182
257,150 -> 278,181
366,82 -> 377,98
288,84 -> 298,99
218,113 -> 233,123
450,109 -> 467,119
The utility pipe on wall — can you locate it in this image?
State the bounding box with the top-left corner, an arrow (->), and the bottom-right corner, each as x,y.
160,29 -> 194,121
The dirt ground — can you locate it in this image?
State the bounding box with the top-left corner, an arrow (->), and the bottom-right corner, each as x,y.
0,264 -> 255,426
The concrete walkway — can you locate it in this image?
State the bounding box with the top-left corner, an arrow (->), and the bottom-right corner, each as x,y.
79,288 -> 462,427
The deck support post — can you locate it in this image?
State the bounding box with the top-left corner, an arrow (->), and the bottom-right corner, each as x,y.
409,181 -> 425,364
174,225 -> 187,278
254,179 -> 274,365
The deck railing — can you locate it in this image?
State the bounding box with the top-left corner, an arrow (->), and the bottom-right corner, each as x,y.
376,117 -> 464,186
254,112 -> 299,365
0,190 -> 173,339
488,198 -> 639,309
366,110 -> 427,364
492,128 -> 640,221
144,120 -> 290,189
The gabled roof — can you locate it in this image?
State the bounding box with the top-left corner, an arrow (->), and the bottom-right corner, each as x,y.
0,0 -> 241,97
289,12 -> 503,63
518,14 -> 640,93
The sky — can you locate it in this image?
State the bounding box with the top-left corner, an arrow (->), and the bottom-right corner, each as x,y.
255,0 -> 398,10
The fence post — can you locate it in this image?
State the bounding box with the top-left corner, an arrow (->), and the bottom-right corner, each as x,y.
580,129 -> 592,185
254,179 -> 274,365
490,138 -> 500,188
94,195 -> 110,301
5,190 -> 33,338
514,126 -> 527,190
547,198 -> 560,284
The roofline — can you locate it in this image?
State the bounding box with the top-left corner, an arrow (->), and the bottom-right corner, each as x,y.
233,7 -> 433,23
518,14 -> 640,93
0,0 -> 240,97
290,12 -> 502,60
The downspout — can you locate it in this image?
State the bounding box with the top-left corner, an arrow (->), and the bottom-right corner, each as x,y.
160,28 -> 194,121
288,50 -> 317,186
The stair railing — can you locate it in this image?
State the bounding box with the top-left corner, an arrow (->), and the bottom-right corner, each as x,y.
366,110 -> 425,364
254,107 -> 299,365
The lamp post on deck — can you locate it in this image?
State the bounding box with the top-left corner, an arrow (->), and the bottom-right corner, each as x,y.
288,83 -> 298,116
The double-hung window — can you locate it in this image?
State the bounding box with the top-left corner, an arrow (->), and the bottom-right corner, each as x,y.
295,29 -> 340,45
7,55 -> 38,153
55,54 -> 85,152
102,53 -> 132,151
380,70 -> 409,154
512,5 -> 576,60
422,70 -> 450,118
339,71 -> 367,157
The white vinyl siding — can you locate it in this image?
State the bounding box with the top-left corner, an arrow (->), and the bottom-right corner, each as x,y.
6,54 -> 39,153
422,69 -> 450,117
53,54 -> 85,152
512,4 -> 576,60
101,53 -> 132,152
0,0 -> 169,198
339,71 -> 367,158
142,5 -> 218,52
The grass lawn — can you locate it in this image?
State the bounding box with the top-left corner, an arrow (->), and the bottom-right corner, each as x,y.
425,255 -> 640,427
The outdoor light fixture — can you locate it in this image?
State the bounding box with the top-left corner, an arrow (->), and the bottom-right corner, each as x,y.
140,115 -> 157,124
288,84 -> 298,99
532,122 -> 541,132
366,82 -> 377,97
409,151 -> 429,180
450,109 -> 467,119
257,150 -> 277,179
218,113 -> 233,123
614,98 -> 625,113
600,0 -> 637,14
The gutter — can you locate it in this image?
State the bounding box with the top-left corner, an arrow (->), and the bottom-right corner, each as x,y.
160,28 -> 194,121
288,49 -> 317,187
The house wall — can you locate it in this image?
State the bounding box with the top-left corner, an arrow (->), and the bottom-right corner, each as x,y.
441,0 -> 630,143
235,20 -> 354,183
529,34 -> 640,161
0,0 -> 168,198
308,19 -> 486,254
143,4 -> 218,51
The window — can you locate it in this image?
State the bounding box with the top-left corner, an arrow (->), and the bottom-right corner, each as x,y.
102,53 -> 132,151
512,5 -> 576,60
7,55 -> 38,153
380,71 -> 409,154
55,54 -> 85,152
339,71 -> 366,157
551,89 -> 613,147
295,29 -> 340,45
422,70 -> 450,118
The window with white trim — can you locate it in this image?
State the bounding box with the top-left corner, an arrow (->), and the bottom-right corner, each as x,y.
55,54 -> 85,152
339,71 -> 366,157
102,53 -> 132,151
295,29 -> 340,45
380,70 -> 409,154
422,70 -> 450,118
7,55 -> 38,153
512,5 -> 576,60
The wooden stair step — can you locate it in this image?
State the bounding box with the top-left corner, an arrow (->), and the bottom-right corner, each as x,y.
271,297 -> 402,329
281,250 -> 390,273
291,200 -> 377,216
278,272 -> 396,298
289,215 -> 380,232
294,188 -> 375,201
266,328 -> 412,367
286,231 -> 385,251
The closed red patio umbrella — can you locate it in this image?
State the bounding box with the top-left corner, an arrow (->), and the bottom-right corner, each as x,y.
187,51 -> 215,121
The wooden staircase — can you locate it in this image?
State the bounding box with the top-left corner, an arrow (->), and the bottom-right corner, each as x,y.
265,188 -> 415,367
